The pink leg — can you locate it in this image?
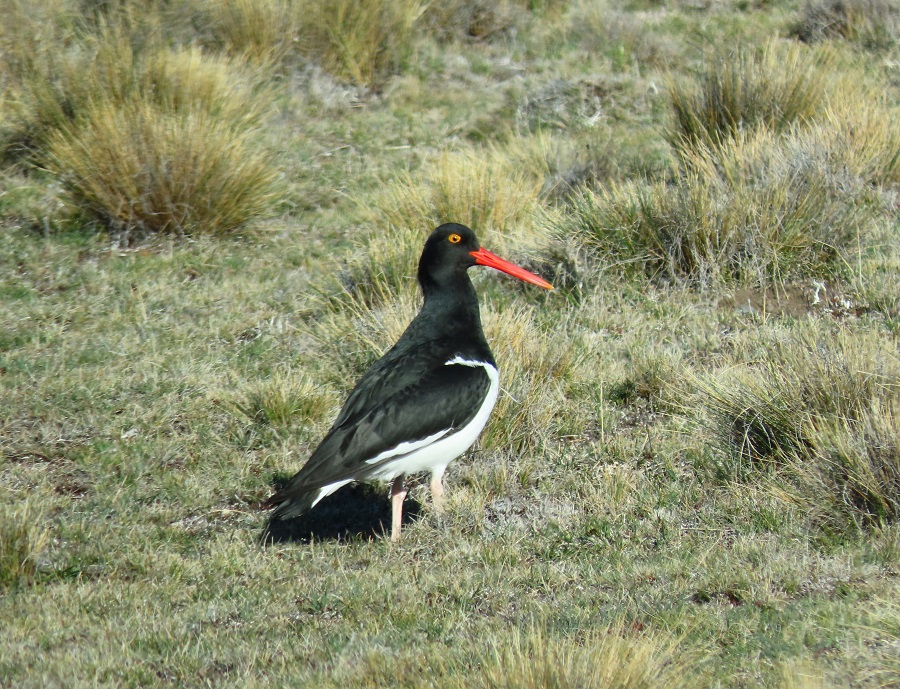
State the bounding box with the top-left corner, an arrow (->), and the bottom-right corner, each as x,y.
430,474 -> 445,513
390,475 -> 407,542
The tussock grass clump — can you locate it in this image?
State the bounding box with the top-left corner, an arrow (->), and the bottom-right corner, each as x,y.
4,25 -> 276,234
0,502 -> 50,588
297,0 -> 426,89
13,30 -> 280,236
371,150 -> 543,237
1,21 -> 156,162
201,0 -> 298,64
473,626 -> 699,689
3,23 -> 272,158
563,126 -> 875,286
687,325 -> 900,530
45,98 -> 278,236
804,93 -> 900,188
792,0 -> 900,49
777,664 -> 835,689
667,42 -> 836,153
230,369 -> 337,432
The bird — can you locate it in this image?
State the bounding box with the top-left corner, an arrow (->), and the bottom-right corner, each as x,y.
263,223 -> 553,542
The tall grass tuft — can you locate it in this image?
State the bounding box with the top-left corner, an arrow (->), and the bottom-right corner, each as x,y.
0,501 -> 50,589
229,369 -> 337,436
45,98 -> 278,237
3,22 -> 272,158
791,0 -> 900,49
563,126 -> 876,286
803,92 -> 900,188
202,0 -> 298,64
473,626 -> 699,689
297,0 -> 426,89
686,325 -> 900,530
667,42 -> 836,153
17,31 -> 280,237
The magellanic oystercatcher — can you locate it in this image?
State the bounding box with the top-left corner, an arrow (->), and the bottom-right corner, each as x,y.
264,223 -> 553,542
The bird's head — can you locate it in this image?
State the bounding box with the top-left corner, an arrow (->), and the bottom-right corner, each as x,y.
419,223 -> 553,291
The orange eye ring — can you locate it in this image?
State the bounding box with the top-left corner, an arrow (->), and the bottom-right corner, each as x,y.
448,233 -> 462,244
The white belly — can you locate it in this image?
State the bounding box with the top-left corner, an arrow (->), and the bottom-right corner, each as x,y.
309,358 -> 499,508
368,358 -> 499,480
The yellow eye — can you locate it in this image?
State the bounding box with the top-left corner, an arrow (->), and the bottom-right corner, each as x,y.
448,233 -> 462,244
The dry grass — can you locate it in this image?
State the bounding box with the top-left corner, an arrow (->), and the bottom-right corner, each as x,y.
0,501 -> 50,588
422,0 -> 523,41
480,305 -> 587,456
2,23 -> 272,159
227,368 -> 338,434
201,0 -> 298,64
686,324 -> 900,531
563,124 -> 878,286
667,41 -> 838,153
792,0 -> 900,49
472,625 -> 701,689
802,93 -> 900,188
11,24 -> 281,236
368,149 -> 544,238
2,2 -> 900,687
45,98 -> 278,236
296,0 -> 427,89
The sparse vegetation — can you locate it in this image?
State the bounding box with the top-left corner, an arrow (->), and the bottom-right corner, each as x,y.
2,0 -> 899,686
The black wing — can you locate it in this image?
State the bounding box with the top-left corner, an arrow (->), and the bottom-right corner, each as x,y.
269,361 -> 491,503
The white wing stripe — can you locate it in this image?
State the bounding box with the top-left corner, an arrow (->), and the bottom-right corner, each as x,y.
365,428 -> 451,465
445,355 -> 492,367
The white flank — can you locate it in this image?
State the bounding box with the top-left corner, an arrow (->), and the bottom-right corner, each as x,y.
366,357 -> 500,482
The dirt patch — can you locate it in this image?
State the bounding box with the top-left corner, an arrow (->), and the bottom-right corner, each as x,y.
718,280 -> 865,319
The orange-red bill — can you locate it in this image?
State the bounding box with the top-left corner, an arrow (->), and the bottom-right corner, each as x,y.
470,247 -> 553,290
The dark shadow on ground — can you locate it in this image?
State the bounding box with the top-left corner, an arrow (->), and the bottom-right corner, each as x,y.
260,483 -> 423,544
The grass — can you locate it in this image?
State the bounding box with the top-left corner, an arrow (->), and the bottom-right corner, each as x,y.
562,120 -> 887,286
45,97 -> 279,236
296,0 -> 427,89
791,0 -> 900,50
1,0 -> 900,687
0,501 -> 50,588
666,41 -> 839,154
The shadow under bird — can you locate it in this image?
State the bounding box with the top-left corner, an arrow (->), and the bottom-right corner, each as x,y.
263,223 -> 553,542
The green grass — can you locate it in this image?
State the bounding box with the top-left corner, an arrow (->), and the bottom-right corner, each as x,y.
2,1 -> 900,687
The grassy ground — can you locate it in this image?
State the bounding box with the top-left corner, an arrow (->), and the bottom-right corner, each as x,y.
2,1 -> 899,687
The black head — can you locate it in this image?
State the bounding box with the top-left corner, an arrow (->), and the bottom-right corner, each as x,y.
418,223 -> 553,297
417,223 -> 480,289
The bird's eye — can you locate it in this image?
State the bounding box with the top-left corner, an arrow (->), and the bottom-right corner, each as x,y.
448,233 -> 462,244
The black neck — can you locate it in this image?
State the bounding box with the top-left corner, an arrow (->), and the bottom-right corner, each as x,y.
410,271 -> 494,364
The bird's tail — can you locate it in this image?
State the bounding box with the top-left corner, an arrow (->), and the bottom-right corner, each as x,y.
259,490 -> 319,545
265,490 -> 319,520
